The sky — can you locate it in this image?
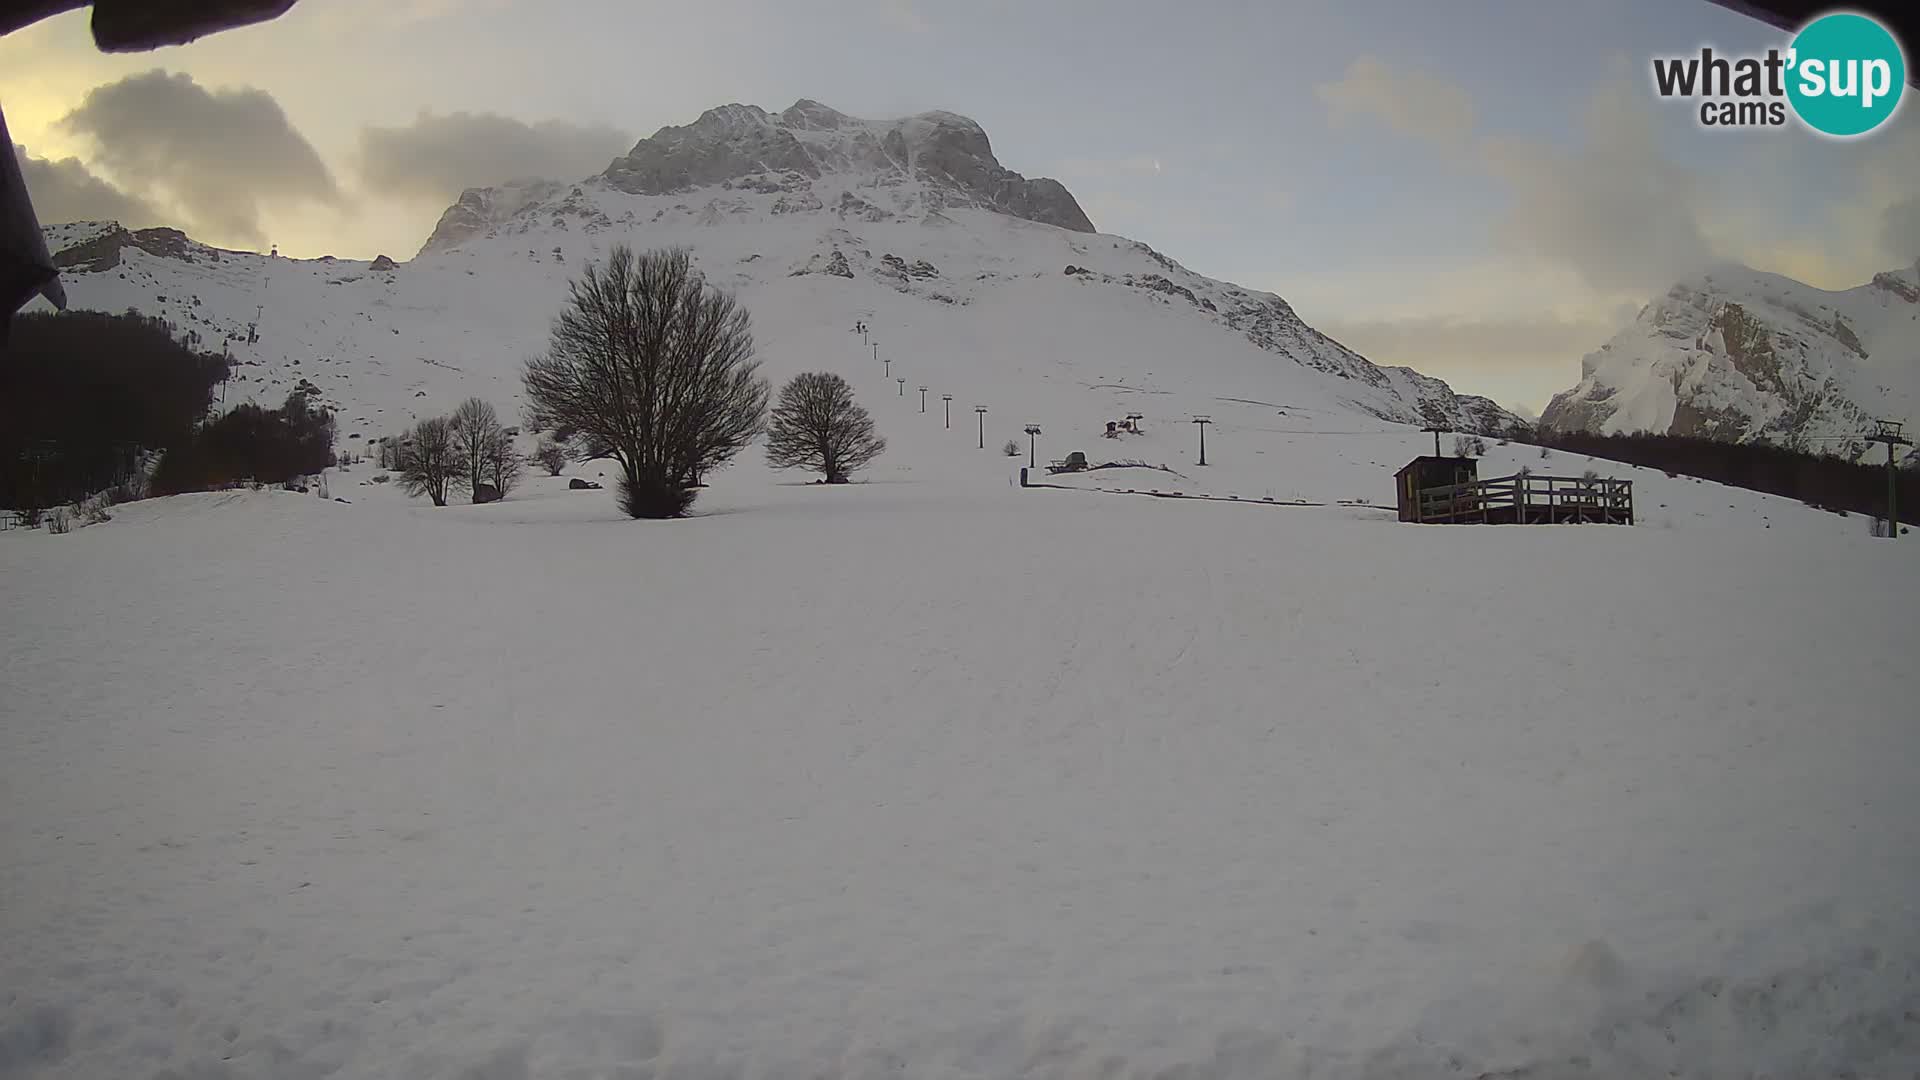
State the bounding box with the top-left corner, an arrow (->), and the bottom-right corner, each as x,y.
4,0 -> 1916,412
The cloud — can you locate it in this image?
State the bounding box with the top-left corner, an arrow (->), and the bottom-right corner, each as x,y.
873,0 -> 931,33
1864,117 -> 1920,263
1313,56 -> 1711,295
14,144 -> 163,227
57,70 -> 340,247
1885,197 -> 1920,263
1314,55 -> 1476,145
358,111 -> 632,202
1478,83 -> 1713,296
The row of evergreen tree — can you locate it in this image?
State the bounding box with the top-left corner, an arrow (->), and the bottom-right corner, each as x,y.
1503,427 -> 1917,525
1,310 -> 229,510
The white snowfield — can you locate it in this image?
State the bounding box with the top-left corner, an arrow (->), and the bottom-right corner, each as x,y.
8,99 -> 1920,1078
4,439 -> 1920,1079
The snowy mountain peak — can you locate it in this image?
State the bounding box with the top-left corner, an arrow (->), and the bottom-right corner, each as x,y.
779,98 -> 855,131
1543,262 -> 1920,456
36,93 -> 1531,447
583,99 -> 1095,235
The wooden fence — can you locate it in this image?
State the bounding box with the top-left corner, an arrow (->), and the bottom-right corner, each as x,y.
1414,472 -> 1633,525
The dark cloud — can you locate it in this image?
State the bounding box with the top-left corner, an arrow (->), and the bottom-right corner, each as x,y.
358,111 -> 631,202
58,69 -> 341,247
14,144 -> 163,227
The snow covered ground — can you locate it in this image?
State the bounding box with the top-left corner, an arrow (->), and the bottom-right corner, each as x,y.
5,450 -> 1919,1078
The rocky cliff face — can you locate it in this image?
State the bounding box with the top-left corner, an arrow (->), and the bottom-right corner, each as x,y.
1543,263 -> 1920,457
420,179 -> 568,256
594,101 -> 1094,233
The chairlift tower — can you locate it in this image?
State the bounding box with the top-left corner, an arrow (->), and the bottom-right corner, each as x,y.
975,406 -> 988,449
919,386 -> 928,412
942,394 -> 953,428
1192,415 -> 1212,466
1024,424 -> 1042,468
1867,419 -> 1912,540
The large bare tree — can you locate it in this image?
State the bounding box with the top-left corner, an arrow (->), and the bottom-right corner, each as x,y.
523,246 -> 768,518
449,396 -> 504,502
480,427 -> 524,497
765,371 -> 886,483
397,415 -> 464,506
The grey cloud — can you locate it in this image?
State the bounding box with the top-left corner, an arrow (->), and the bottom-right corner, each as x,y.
1316,57 -> 1707,295
359,112 -> 632,202
58,69 -> 341,247
1314,55 -> 1476,145
15,144 -> 163,227
1479,85 -> 1713,295
1886,197 -> 1920,263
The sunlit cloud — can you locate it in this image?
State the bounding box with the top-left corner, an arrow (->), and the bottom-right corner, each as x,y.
57,69 -> 341,248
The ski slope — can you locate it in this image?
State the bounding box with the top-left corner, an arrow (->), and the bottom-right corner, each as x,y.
4,448 -> 1919,1078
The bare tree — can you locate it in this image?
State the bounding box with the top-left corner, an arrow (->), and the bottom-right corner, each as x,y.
533,435 -> 571,476
766,372 -> 885,483
450,397 -> 504,501
397,416 -> 465,506
523,246 -> 768,518
482,428 -> 524,496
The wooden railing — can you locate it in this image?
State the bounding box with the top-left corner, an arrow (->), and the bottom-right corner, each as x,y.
1416,473 -> 1633,525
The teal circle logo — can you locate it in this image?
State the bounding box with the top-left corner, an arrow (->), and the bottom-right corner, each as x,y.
1786,12 -> 1906,136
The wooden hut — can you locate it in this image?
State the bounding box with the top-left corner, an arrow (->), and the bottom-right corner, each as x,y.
1395,457 -> 1478,522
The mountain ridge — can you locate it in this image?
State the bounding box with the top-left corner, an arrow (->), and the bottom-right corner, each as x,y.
1543,260 -> 1920,458
32,99 -> 1527,448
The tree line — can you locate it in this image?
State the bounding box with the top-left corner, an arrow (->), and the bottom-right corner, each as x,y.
2,310 -> 229,511
150,389 -> 337,495
4,246 -> 889,521
1508,427 -> 1917,525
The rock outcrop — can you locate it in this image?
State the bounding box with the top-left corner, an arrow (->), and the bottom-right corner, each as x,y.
598,101 -> 1095,233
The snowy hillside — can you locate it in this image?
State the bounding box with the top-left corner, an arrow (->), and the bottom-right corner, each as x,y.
34,100 -> 1522,455
1542,262 -> 1920,457
5,468 -> 1918,1079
